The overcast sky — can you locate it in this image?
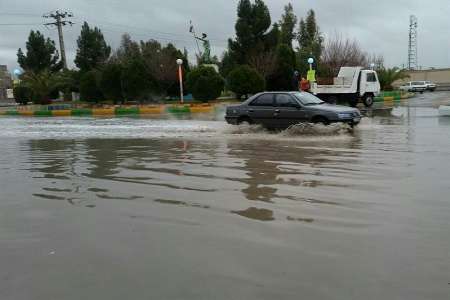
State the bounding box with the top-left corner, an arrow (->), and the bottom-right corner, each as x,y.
1,0 -> 449,73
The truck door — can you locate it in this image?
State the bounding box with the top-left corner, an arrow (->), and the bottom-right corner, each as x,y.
362,71 -> 380,95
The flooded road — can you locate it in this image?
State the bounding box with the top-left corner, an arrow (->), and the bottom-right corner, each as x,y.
1,92 -> 450,299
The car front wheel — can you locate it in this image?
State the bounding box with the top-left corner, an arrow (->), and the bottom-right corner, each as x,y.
237,116 -> 253,125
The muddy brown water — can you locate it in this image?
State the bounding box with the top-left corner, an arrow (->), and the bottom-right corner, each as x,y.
1,95 -> 450,299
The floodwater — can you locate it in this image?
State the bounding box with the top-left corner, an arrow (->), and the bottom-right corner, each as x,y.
1,93 -> 450,300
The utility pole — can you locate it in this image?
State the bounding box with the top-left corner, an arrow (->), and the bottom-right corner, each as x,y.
43,10 -> 74,69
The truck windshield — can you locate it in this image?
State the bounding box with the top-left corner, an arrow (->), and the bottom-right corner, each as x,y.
293,92 -> 325,105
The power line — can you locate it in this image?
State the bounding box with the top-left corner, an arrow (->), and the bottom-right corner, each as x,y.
43,10 -> 75,69
0,13 -> 41,17
0,23 -> 42,26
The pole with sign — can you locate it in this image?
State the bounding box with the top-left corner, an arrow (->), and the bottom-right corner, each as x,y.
307,58 -> 316,83
176,59 -> 184,104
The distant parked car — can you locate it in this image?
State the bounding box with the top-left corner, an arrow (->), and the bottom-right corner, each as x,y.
399,81 -> 427,93
225,91 -> 362,129
424,81 -> 437,91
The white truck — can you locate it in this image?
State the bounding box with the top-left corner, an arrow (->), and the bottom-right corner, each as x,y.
310,67 -> 381,107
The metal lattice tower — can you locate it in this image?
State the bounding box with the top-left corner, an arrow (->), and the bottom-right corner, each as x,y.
408,15 -> 418,70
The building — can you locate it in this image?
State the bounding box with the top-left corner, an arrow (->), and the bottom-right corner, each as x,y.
394,68 -> 450,90
0,65 -> 13,101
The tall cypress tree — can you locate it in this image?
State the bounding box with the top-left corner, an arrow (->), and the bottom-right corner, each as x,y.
17,30 -> 63,73
279,3 -> 298,47
75,22 -> 111,73
297,10 -> 323,75
228,0 -> 271,65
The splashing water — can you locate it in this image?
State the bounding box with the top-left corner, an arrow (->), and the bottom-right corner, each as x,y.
282,122 -> 352,136
225,122 -> 352,137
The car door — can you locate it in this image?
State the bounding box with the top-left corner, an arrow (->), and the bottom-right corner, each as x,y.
247,93 -> 276,127
274,93 -> 306,128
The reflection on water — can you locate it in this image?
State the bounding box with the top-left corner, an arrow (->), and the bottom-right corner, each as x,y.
231,207 -> 274,222
1,103 -> 450,299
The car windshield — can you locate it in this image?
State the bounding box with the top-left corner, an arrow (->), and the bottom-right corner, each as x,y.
293,92 -> 325,105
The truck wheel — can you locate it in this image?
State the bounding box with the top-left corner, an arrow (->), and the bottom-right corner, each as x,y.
363,94 -> 374,107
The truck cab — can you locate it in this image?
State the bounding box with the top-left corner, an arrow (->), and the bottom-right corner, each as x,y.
310,67 -> 381,107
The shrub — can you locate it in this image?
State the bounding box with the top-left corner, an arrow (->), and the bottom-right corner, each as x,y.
186,66 -> 224,102
79,70 -> 103,103
13,85 -> 32,105
227,65 -> 265,99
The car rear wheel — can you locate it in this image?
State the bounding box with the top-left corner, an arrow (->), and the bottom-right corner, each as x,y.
312,116 -> 329,125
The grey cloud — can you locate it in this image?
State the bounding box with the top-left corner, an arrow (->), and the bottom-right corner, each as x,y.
1,0 -> 449,72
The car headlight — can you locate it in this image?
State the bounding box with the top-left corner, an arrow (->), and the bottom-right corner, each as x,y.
338,113 -> 353,119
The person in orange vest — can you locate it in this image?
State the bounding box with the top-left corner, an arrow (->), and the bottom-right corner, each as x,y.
300,77 -> 310,91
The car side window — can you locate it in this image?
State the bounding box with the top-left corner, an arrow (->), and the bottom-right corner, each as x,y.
366,73 -> 376,82
275,94 -> 298,108
250,94 -> 274,106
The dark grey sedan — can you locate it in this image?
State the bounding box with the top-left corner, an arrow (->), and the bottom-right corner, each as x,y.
225,92 -> 361,129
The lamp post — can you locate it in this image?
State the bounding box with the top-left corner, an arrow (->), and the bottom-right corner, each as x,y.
176,59 -> 184,104
307,57 -> 314,71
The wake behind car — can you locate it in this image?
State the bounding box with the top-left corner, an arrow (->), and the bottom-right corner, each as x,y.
225,92 -> 361,129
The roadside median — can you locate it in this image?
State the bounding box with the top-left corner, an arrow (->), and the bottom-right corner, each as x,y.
374,91 -> 414,103
0,103 -> 220,117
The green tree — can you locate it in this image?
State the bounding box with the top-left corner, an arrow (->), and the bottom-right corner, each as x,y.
13,84 -> 31,105
228,0 -> 271,65
186,66 -> 224,102
99,61 -> 124,104
21,70 -> 59,104
140,40 -> 189,96
297,10 -> 323,75
377,67 -> 409,91
115,33 -> 141,62
121,58 -> 153,102
227,65 -> 265,99
79,70 -> 103,102
17,30 -> 63,73
220,51 -> 237,79
279,3 -> 298,47
75,22 -> 111,73
267,44 -> 296,91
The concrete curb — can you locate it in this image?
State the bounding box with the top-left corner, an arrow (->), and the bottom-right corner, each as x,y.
0,104 -> 219,117
374,92 -> 414,103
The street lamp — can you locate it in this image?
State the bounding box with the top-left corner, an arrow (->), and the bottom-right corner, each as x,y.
176,59 -> 184,104
307,58 -> 314,70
